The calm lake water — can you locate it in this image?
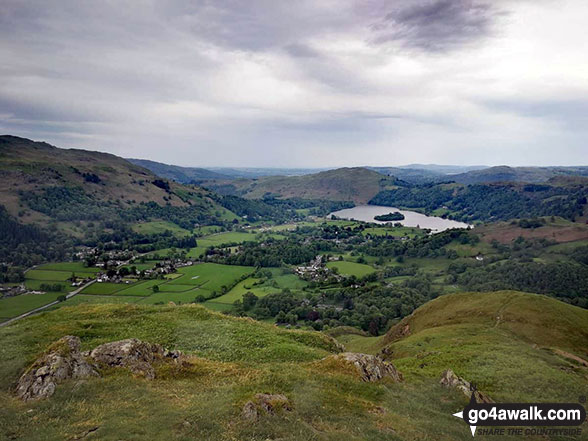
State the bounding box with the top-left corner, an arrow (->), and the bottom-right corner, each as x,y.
329,205 -> 471,232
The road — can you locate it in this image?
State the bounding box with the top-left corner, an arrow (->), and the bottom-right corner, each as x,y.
0,279 -> 96,328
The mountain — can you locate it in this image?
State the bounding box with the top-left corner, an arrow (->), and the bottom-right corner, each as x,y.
400,164 -> 488,174
0,135 -> 227,223
126,158 -> 232,183
0,135 -> 254,269
447,165 -> 588,184
1,291 -> 586,440
366,166 -> 444,184
208,167 -> 331,179
205,167 -> 399,204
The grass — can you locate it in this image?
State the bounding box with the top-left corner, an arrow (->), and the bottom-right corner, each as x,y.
80,282 -> 135,296
25,269 -> 76,281
132,221 -> 191,237
0,292 -> 63,321
36,262 -> 101,273
1,295 -> 585,440
168,263 -> 254,292
383,291 -> 588,403
187,232 -> 256,259
326,261 -> 375,277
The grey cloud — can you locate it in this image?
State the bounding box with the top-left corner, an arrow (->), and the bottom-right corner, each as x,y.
372,0 -> 504,52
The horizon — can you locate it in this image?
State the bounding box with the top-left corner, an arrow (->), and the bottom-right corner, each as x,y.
1,1 -> 588,167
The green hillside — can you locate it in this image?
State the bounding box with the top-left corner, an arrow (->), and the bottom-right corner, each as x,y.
1,292 -> 586,440
207,167 -> 399,203
381,291 -> 588,402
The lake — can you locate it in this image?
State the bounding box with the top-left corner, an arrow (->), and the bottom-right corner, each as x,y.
329,205 -> 471,232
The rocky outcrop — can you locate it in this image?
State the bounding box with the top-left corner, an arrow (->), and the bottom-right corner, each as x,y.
440,369 -> 494,403
16,336 -> 183,401
87,338 -> 182,380
336,352 -> 403,382
15,336 -> 98,401
242,393 -> 292,421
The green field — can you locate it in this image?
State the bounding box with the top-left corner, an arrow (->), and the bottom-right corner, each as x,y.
137,289 -> 208,304
326,261 -> 376,277
168,263 -> 254,292
80,282 -> 137,296
187,232 -> 256,258
132,221 -> 191,237
207,277 -> 277,306
0,292 -> 63,321
26,270 -> 75,281
36,262 -> 101,273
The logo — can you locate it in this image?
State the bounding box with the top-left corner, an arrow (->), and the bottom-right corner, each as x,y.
452,386 -> 586,437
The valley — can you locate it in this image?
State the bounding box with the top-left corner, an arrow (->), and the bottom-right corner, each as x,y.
1,136 -> 587,440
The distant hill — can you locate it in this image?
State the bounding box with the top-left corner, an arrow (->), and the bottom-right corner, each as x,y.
0,135 -> 223,222
127,158 -> 232,183
366,166 -> 443,184
400,164 -> 488,174
447,165 -> 588,184
208,167 -> 330,179
206,167 -> 399,204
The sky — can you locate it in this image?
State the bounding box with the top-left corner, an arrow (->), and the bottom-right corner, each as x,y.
1,0 -> 587,167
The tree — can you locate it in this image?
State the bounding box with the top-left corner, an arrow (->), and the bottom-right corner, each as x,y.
152,285 -> 160,293
242,292 -> 259,311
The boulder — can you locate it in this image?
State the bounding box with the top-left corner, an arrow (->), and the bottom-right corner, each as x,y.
336,352 -> 403,382
86,338 -> 182,380
16,336 -> 98,401
16,336 -> 183,401
242,393 -> 292,421
440,369 -> 494,403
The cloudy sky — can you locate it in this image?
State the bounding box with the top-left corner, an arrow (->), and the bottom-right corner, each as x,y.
1,0 -> 587,167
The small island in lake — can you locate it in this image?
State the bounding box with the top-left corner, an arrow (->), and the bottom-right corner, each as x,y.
374,211 -> 405,222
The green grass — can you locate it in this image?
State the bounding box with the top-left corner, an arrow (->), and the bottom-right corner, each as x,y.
0,292 -> 63,321
168,263 -> 254,292
36,262 -> 101,273
137,289 -> 208,305
80,282 -> 133,295
383,291 -> 588,402
207,278 -> 277,306
23,279 -> 75,292
187,232 -> 256,259
132,221 -> 191,237
326,261 -> 375,277
0,294 -> 587,440
25,269 -> 75,281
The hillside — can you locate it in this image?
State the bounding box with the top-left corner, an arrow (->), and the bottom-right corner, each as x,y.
1,293 -> 586,440
126,158 -> 233,183
0,135 -> 224,222
447,165 -> 588,185
381,291 -> 588,402
206,167 -> 398,203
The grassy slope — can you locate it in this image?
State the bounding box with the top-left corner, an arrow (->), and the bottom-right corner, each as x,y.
0,135 -> 231,224
382,291 -> 588,403
1,294 -> 587,440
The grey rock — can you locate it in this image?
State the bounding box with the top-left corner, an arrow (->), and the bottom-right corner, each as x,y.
336,352 -> 403,382
440,369 -> 494,403
241,393 -> 292,421
16,336 -> 98,401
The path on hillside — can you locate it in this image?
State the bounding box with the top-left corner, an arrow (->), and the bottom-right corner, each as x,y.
0,279 -> 96,328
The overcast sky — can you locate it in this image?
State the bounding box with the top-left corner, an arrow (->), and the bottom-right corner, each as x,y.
1,0 -> 587,167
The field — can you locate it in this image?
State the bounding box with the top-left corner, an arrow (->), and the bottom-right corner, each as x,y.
187,232 -> 256,259
326,260 -> 376,277
168,263 -> 254,293
132,221 -> 191,237
36,262 -> 101,273
0,292 -> 63,321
